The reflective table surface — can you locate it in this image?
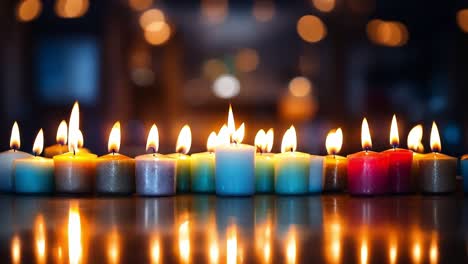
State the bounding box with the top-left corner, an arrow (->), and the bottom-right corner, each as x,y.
0,194 -> 467,263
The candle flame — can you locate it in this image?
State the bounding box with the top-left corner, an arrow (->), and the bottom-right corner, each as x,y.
266,128 -> 274,152
176,125 -> 192,154
178,220 -> 190,263
11,235 -> 21,264
150,236 -> 161,264
217,125 -> 229,146
108,122 -> 121,153
225,105 -> 245,144
10,122 -> 20,150
326,128 -> 343,155
77,130 -> 84,148
361,118 -> 372,150
389,115 -> 399,147
233,123 -> 245,144
227,105 -> 235,140
68,102 -> 80,153
146,124 -> 159,153
56,120 -> 68,145
430,122 -> 441,153
281,125 -> 297,153
407,125 -> 423,152
33,129 -> 44,156
255,129 -> 274,153
207,132 -> 217,152
68,203 -> 82,264
34,214 -> 46,264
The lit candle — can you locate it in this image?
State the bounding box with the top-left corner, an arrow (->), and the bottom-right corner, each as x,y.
44,120 -> 69,158
76,129 -> 91,154
96,122 -> 135,195
347,118 -> 389,195
419,122 -> 457,193
135,124 -> 176,196
407,125 -> 424,191
254,128 -> 275,193
54,102 -> 97,194
0,122 -> 33,192
14,129 -> 54,193
275,126 -> 310,195
462,155 -> 468,193
323,128 -> 347,192
383,115 -> 413,193
215,105 -> 255,196
190,132 -> 217,193
167,125 -> 192,193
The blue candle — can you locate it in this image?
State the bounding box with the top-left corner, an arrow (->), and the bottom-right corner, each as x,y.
309,155 -> 324,193
461,155 -> 468,192
14,129 -> 54,193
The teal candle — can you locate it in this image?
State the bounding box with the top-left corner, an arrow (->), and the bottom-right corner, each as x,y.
190,152 -> 215,192
255,153 -> 275,193
169,124 -> 192,192
462,155 -> 468,192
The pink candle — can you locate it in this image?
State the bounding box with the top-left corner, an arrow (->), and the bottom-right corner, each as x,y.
347,118 -> 389,195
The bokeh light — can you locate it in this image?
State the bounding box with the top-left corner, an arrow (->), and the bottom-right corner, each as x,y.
139,9 -> 165,31
201,0 -> 228,25
55,0 -> 89,19
235,49 -> 260,73
212,74 -> 240,99
367,19 -> 409,47
312,0 -> 336,13
128,0 -> 153,12
289,76 -> 312,97
297,15 -> 327,43
144,22 -> 171,46
16,0 -> 42,22
203,59 -> 227,80
456,9 -> 468,33
252,0 -> 275,22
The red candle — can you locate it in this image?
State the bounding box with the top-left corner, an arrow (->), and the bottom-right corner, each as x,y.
347,118 -> 389,195
383,115 -> 413,193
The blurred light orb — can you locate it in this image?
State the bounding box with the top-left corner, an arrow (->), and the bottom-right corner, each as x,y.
144,22 -> 171,46
457,9 -> 468,33
16,0 -> 42,22
131,68 -> 155,86
297,15 -> 327,43
203,59 -> 227,80
201,0 -> 228,24
128,0 -> 152,11
367,19 -> 408,47
235,49 -> 260,73
212,74 -> 240,99
313,0 -> 336,13
55,0 -> 89,18
289,76 -> 312,97
139,9 -> 165,31
252,0 -> 275,22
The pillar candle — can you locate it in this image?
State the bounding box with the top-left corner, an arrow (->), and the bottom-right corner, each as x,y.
135,124 -> 176,196
254,129 -> 275,193
0,122 -> 32,192
275,126 -> 310,195
383,115 -> 413,193
215,106 -> 255,196
14,129 -> 54,193
96,122 -> 135,195
407,124 -> 424,191
322,128 -> 347,192
309,155 -> 324,193
461,155 -> 468,193
347,118 -> 389,195
419,122 -> 457,194
44,120 -> 69,158
168,125 -> 192,192
190,132 -> 217,193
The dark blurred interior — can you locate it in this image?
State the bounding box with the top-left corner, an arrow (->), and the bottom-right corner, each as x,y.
0,0 -> 467,157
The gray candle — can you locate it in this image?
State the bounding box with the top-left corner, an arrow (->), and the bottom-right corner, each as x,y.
135,153 -> 176,196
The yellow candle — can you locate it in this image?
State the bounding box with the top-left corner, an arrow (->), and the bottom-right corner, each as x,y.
407,124 -> 424,190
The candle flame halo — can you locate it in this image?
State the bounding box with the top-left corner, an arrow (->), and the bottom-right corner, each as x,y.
176,125 -> 192,154
57,120 -> 68,145
68,102 -> 80,153
108,122 -> 121,153
407,125 -> 423,152
146,124 -> 159,153
207,132 -> 217,152
326,128 -> 343,155
361,118 -> 372,150
390,114 -> 399,147
255,129 -> 274,153
281,125 -> 297,153
33,129 -> 44,156
10,122 -> 21,150
430,122 -> 441,153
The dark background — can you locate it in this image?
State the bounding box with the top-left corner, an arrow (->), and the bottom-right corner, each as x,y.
0,0 -> 467,157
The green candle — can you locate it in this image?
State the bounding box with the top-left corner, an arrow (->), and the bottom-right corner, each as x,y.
190,132 -> 216,193
168,125 -> 192,192
254,128 -> 275,193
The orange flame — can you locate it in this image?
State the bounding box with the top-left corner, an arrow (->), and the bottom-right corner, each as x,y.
430,122 -> 441,153
108,122 -> 121,153
33,129 -> 44,156
325,128 -> 343,155
68,102 -> 80,154
207,132 -> 217,152
281,126 -> 297,153
389,115 -> 399,147
176,125 -> 192,154
10,122 -> 20,150
361,118 -> 372,150
56,120 -> 68,145
407,125 -> 423,152
146,124 -> 159,153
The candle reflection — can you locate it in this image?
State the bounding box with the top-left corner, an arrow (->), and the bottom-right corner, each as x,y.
412,242 -> 422,263
56,246 -> 63,263
227,226 -> 238,264
255,221 -> 272,263
208,217 -> 219,264
11,235 -> 21,264
286,228 -> 297,264
429,234 -> 438,264
34,214 -> 47,264
68,204 -> 82,264
325,221 -> 342,263
107,228 -> 120,264
388,232 -> 398,264
178,220 -> 190,263
150,235 -> 161,264
360,240 -> 368,264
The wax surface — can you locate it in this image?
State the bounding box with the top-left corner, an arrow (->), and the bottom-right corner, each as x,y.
347,151 -> 389,195
419,153 -> 457,193
14,156 -> 54,193
275,152 -> 310,195
190,152 -> 215,193
462,155 -> 468,193
135,154 -> 176,196
0,150 -> 33,192
309,155 -> 324,193
167,153 -> 191,192
383,148 -> 413,193
44,144 -> 68,158
255,153 -> 275,193
323,155 -> 347,192
96,153 -> 135,194
215,143 -> 255,196
53,152 -> 97,194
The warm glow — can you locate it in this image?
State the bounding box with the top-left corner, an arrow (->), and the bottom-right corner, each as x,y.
176,125 -> 192,154
150,236 -> 161,264
33,129 -> 44,156
266,129 -> 274,153
201,0 -> 228,24
326,128 -> 343,155
11,235 -> 21,264
129,0 -> 152,11
234,122 -> 245,144
457,9 -> 468,33
252,0 -> 275,22
225,105 -> 245,144
367,19 -> 409,47
107,229 -> 120,264
255,129 -> 273,153
144,22 -> 171,46
179,221 -> 190,263
412,243 -> 422,263
407,125 -> 424,152
139,9 -> 165,31
226,227 -> 237,264
289,76 -> 312,97
361,118 -> 372,150
430,239 -> 438,264
389,244 -> 397,264
212,74 -> 241,99
430,122 -> 441,153
203,59 -> 227,80
281,126 -> 297,153
313,0 -> 336,12
286,230 -> 297,264
227,105 -> 236,139
34,215 -> 46,264
108,122 -> 121,153
217,125 -> 229,146
57,120 -> 68,145
207,132 -> 217,152
146,124 -> 159,153
16,0 -> 42,22
390,114 -> 400,147
209,241 -> 219,264
55,0 -> 89,19
77,130 -> 84,148
68,204 -> 82,264
360,241 -> 368,264
235,48 -> 259,73
68,102 -> 80,153
10,122 -> 21,150
297,15 -> 327,43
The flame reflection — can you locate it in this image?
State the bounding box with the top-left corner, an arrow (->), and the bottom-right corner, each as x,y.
11,235 -> 21,264
107,228 -> 120,264
286,228 -> 297,264
227,226 -> 238,264
178,220 -> 190,263
150,235 -> 161,264
34,214 -> 47,264
68,204 -> 83,264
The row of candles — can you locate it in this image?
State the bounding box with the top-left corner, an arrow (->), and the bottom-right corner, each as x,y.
0,102 -> 466,196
